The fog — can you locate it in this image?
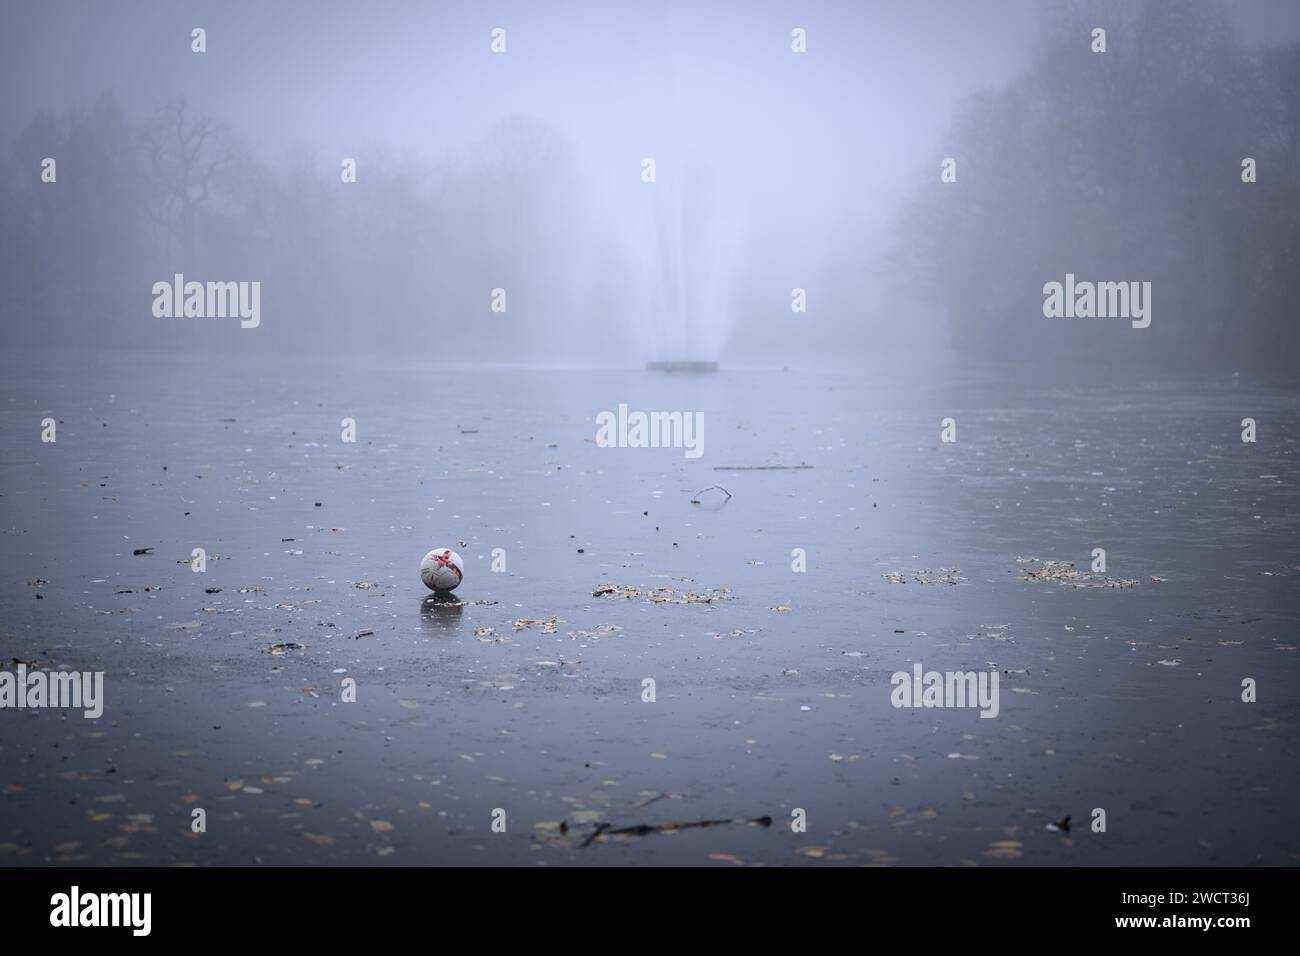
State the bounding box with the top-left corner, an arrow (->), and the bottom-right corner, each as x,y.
2,0 -> 1298,370
3,2 -> 1300,874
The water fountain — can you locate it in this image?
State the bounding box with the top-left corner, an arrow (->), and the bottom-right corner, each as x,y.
642,160 -> 730,372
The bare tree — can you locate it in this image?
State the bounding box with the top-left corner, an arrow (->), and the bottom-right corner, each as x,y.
139,98 -> 237,263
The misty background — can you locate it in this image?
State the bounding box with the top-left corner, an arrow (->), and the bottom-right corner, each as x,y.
1,0 -> 1298,370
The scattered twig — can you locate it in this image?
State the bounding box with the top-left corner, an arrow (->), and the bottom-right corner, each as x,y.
582,815 -> 772,846
580,822 -> 612,847
690,484 -> 732,504
646,361 -> 718,372
712,465 -> 813,471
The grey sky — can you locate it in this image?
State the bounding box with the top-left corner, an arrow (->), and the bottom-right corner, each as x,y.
6,1 -> 1295,230
3,0 -> 1297,365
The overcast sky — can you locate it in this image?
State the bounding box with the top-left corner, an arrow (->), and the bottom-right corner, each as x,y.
3,0 -> 1297,364
6,1 -> 1297,220
1,2 -> 1047,166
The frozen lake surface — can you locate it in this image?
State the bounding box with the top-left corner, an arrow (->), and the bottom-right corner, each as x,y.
1,350 -> 1297,866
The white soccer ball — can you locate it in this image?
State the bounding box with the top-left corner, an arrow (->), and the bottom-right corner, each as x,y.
420,548 -> 464,591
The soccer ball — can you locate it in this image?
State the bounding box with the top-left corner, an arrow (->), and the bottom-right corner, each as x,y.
420,548 -> 464,591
